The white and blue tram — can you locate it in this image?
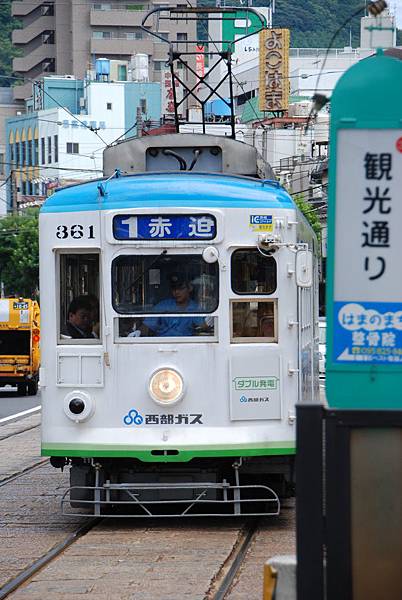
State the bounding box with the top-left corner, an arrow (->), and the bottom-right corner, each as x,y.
40,133 -> 319,516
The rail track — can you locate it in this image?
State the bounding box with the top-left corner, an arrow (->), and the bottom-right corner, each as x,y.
0,511 -> 263,600
0,419 -> 295,599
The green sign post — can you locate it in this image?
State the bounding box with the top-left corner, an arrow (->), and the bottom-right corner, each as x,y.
326,49 -> 402,409
222,9 -> 267,50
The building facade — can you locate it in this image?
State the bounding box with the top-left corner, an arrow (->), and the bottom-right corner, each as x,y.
11,0 -> 197,101
6,76 -> 161,210
0,89 -> 21,215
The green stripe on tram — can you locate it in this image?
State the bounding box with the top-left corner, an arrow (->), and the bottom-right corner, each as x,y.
42,443 -> 296,462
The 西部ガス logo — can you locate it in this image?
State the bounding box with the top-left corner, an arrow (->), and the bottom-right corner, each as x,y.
123,409 -> 204,426
123,409 -> 144,426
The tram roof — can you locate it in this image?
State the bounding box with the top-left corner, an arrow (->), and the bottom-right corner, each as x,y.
41,172 -> 295,213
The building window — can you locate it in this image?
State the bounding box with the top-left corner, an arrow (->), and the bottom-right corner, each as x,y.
66,142 -> 79,154
54,135 -> 58,162
177,33 -> 187,41
126,4 -> 144,10
140,98 -> 147,113
43,58 -> 55,73
47,136 -> 52,163
27,139 -> 33,166
34,139 -> 39,165
153,61 -> 164,71
41,138 -> 45,165
126,32 -> 142,40
42,31 -> 55,45
0,154 -> 4,176
106,102 -> 112,110
93,3 -> 112,10
92,31 -> 111,39
41,3 -> 54,16
118,64 -> 127,80
22,142 -> 26,166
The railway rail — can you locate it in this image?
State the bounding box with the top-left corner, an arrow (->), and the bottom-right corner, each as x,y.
0,407 -> 295,599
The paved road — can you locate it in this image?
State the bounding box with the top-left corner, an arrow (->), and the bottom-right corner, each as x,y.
0,388 -> 41,420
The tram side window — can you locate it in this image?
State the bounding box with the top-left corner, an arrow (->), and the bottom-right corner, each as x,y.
59,253 -> 100,342
231,300 -> 277,343
231,249 -> 277,294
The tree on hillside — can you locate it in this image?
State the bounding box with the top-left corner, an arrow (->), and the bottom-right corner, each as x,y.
0,1 -> 21,86
292,193 -> 322,246
0,210 -> 39,297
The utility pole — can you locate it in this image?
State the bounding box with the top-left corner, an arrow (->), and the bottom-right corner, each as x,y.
136,106 -> 143,138
10,170 -> 18,215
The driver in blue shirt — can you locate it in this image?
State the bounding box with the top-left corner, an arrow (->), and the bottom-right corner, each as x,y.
142,274 -> 207,337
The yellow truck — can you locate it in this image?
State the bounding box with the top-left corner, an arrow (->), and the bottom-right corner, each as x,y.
0,298 -> 40,396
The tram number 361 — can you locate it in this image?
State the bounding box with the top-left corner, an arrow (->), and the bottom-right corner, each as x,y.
56,225 -> 95,239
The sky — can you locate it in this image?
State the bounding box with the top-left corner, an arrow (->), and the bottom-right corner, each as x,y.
390,1 -> 402,28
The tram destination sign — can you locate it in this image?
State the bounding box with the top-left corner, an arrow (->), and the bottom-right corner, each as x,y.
113,214 -> 216,241
333,129 -> 402,366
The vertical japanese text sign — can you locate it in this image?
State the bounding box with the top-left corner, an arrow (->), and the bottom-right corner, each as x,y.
259,28 -> 290,113
326,49 -> 402,409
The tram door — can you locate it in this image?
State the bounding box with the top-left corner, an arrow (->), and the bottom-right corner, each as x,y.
297,284 -> 315,403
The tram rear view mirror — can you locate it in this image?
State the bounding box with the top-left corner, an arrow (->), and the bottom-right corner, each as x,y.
296,250 -> 313,288
202,246 -> 219,263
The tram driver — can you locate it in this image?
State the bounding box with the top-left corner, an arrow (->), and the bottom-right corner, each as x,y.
138,274 -> 212,337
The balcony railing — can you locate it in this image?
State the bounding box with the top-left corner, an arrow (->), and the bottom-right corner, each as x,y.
92,3 -> 151,10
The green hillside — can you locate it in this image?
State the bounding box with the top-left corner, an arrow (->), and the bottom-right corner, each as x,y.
263,0 -> 401,48
271,0 -> 363,48
0,1 -> 20,87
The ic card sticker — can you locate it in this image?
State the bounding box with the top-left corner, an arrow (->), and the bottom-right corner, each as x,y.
249,215 -> 273,232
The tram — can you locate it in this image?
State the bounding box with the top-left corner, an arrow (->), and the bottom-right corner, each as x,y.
39,132 -> 319,516
40,6 -> 319,516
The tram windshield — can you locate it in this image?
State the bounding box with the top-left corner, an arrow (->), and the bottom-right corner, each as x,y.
112,254 -> 219,315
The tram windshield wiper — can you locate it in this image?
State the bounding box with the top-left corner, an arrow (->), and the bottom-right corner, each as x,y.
124,249 -> 167,293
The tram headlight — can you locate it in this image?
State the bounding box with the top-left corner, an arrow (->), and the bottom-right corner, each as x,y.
149,368 -> 184,406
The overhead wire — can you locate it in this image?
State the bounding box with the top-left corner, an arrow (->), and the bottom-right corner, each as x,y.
304,1 -> 388,131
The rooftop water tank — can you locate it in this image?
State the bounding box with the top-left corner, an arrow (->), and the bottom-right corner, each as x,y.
132,54 -> 149,82
95,58 -> 110,82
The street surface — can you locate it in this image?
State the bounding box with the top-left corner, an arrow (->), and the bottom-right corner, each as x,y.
0,389 -> 41,420
0,411 -> 296,599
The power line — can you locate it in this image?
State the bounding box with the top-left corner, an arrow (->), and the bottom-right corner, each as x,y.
0,159 -> 102,173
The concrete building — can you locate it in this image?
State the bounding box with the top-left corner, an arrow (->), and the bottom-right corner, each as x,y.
11,0 -> 197,101
6,75 -> 161,211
